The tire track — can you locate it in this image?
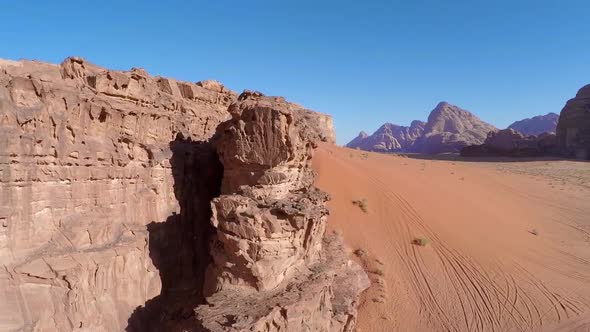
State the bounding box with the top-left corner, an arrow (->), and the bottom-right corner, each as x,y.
363,172 -> 588,331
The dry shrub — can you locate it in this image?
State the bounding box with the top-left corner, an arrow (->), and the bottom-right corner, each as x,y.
352,199 -> 368,213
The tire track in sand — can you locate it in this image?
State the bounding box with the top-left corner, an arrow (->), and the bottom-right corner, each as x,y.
364,173 -> 586,331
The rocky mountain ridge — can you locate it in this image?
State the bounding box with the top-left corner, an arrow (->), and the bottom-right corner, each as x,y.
347,102 -> 496,154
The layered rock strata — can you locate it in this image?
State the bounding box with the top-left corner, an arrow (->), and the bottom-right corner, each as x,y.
556,84 -> 590,159
196,92 -> 369,331
1,57 -> 363,332
0,57 -> 235,331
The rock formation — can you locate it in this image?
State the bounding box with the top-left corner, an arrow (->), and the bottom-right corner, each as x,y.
460,129 -> 558,157
508,112 -> 558,136
348,102 -> 496,154
0,57 -> 364,332
412,102 -> 497,153
556,84 -> 590,159
195,92 -> 369,331
346,121 -> 425,152
0,57 -> 237,331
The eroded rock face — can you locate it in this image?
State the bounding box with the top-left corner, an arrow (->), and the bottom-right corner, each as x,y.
1,57 -> 363,332
557,84 -> 590,159
0,57 -> 235,331
197,92 -> 368,331
197,233 -> 369,332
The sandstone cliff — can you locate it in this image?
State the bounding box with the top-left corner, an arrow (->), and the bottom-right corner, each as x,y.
0,57 -> 237,331
508,112 -> 558,136
0,57 -> 363,332
195,92 -> 369,332
556,84 -> 590,159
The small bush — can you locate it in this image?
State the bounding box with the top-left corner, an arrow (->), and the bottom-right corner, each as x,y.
370,268 -> 385,276
354,248 -> 368,257
352,199 -> 368,213
332,229 -> 343,237
413,237 -> 429,246
530,229 -> 539,236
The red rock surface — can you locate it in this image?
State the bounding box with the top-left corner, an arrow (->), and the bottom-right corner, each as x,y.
0,58 -> 362,332
196,92 -> 369,332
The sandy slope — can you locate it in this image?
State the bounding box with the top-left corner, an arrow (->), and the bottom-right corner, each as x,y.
313,143 -> 590,332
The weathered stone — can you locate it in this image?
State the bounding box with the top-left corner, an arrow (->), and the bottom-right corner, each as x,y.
0,57 -> 361,332
0,57 -> 236,331
197,234 -> 370,332
197,94 -> 367,331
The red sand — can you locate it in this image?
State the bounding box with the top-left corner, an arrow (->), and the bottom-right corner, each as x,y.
313,143 -> 590,332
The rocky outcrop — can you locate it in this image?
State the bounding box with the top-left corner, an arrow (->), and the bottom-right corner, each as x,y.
556,85 -> 590,159
1,57 -> 363,332
508,112 -> 558,136
346,121 -> 425,152
347,102 -> 495,154
195,92 -> 369,331
0,57 -> 236,331
460,129 -> 558,157
412,102 -> 497,153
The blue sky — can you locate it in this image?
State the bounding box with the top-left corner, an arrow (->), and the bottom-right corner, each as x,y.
2,1 -> 589,144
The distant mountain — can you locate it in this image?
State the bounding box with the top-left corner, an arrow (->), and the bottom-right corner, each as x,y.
349,102 -> 497,154
412,102 -> 497,153
346,120 -> 425,152
507,113 -> 558,136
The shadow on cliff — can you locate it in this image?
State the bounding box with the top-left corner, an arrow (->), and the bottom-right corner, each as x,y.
126,134 -> 222,332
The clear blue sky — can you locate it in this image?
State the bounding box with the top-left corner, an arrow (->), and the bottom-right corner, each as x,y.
2,1 -> 589,144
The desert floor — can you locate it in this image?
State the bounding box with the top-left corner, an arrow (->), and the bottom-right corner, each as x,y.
313,143 -> 590,332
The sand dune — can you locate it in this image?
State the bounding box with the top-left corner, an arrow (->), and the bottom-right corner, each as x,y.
313,143 -> 590,332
